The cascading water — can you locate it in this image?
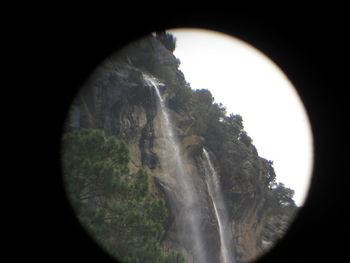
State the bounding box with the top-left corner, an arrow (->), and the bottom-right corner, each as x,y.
143,74 -> 208,263
203,148 -> 235,263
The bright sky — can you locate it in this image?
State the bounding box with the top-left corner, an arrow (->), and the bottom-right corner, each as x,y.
168,28 -> 313,206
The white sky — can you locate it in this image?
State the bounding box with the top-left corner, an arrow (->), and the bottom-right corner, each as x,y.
168,28 -> 313,206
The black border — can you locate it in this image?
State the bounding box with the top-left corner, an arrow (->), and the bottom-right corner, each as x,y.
12,4 -> 347,263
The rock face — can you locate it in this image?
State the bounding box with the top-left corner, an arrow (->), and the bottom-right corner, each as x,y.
65,33 -> 297,263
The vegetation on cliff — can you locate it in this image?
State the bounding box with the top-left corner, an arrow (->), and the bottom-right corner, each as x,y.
149,32 -> 299,253
150,32 -> 298,220
62,128 -> 184,263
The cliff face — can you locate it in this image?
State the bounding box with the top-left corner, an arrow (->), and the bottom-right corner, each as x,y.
65,33 -> 296,263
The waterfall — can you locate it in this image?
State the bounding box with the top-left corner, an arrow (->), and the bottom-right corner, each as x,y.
203,148 -> 235,263
143,74 -> 207,263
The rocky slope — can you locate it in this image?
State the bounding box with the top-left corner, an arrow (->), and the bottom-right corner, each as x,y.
65,32 -> 297,263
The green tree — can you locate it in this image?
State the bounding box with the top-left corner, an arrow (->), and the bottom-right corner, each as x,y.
224,113 -> 243,140
61,128 -> 184,263
239,131 -> 252,146
62,128 -> 129,205
190,89 -> 226,134
270,182 -> 296,208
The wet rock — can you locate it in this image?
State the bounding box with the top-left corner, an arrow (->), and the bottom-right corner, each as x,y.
182,135 -> 205,156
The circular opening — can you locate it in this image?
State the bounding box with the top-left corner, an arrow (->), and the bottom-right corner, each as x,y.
61,28 -> 313,263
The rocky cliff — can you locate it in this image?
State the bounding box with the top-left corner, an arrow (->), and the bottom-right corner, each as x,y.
64,32 -> 298,263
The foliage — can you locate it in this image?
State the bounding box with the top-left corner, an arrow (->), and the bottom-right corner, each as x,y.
224,113 -> 244,140
239,131 -> 252,146
61,128 -> 184,263
62,128 -> 129,204
167,83 -> 193,114
168,83 -> 299,222
268,182 -> 296,209
189,89 -> 227,134
155,31 -> 177,52
261,182 -> 298,242
265,160 -> 277,186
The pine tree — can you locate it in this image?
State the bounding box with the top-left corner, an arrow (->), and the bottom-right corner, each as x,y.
61,128 -> 184,263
